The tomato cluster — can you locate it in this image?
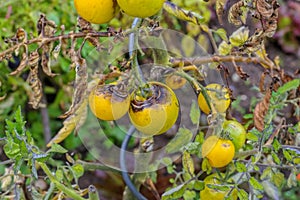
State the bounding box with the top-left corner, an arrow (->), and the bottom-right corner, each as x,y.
74,0 -> 165,24
89,81 -> 179,136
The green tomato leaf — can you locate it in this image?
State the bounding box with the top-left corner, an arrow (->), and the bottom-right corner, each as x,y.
193,180 -> 204,191
237,189 -> 249,200
47,143 -> 68,154
214,28 -> 228,42
283,149 -> 293,162
272,138 -> 281,152
277,79 -> 300,94
261,167 -> 273,180
190,100 -> 200,125
271,152 -> 281,165
71,163 -> 84,179
235,161 -> 247,172
166,128 -> 193,154
162,184 -> 186,200
262,180 -> 281,200
183,190 -> 196,200
218,41 -> 232,55
271,172 -> 285,188
249,177 -> 264,191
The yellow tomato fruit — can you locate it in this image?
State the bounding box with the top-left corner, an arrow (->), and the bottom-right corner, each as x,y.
223,120 -> 246,151
117,0 -> 164,18
202,135 -> 235,168
200,173 -> 238,200
89,84 -> 130,121
129,82 -> 180,135
165,74 -> 187,90
198,83 -> 230,115
74,0 -> 118,24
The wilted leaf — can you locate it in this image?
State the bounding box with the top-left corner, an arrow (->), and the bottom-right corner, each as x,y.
216,0 -> 227,25
163,1 -> 204,25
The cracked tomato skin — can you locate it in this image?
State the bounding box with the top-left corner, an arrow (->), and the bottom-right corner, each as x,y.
200,173 -> 238,200
74,0 -> 118,24
223,120 -> 246,151
89,84 -> 130,121
129,82 -> 180,135
117,0 -> 164,18
198,83 -> 230,115
202,135 -> 235,168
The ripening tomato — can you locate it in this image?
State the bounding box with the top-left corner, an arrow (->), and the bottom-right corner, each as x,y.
89,83 -> 130,121
202,135 -> 235,168
198,83 -> 230,115
223,120 -> 246,151
117,0 -> 164,18
74,0 -> 118,24
129,82 -> 180,135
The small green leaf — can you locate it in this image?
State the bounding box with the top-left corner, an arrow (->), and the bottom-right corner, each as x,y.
190,100 -> 200,125
277,79 -> 300,94
214,28 -> 228,42
261,167 -> 273,180
183,190 -> 196,200
55,169 -> 64,182
166,128 -> 193,154
194,180 -> 204,191
262,180 -> 281,199
162,184 -> 186,200
283,149 -> 293,162
237,189 -> 249,200
47,143 -> 68,154
235,162 -> 247,172
272,172 -> 285,188
71,163 -> 84,179
249,177 -> 264,191
272,138 -> 281,152
246,132 -> 258,141
271,152 -> 281,165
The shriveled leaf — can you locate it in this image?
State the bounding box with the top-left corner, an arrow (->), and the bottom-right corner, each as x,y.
253,88 -> 271,131
165,128 -> 193,154
216,0 -> 227,25
163,1 -> 204,25
228,1 -> 246,26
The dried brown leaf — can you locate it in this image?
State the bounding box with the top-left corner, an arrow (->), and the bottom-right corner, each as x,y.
9,53 -> 28,75
254,88 -> 271,131
228,1 -> 245,26
216,0 -> 227,25
59,52 -> 88,119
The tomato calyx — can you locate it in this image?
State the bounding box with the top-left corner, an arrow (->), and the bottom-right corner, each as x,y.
94,83 -> 128,102
131,83 -> 169,112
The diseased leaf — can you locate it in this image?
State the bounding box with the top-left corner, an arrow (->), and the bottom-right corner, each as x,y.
166,128 -> 193,154
216,0 -> 227,25
182,151 -> 195,176
163,1 -> 204,25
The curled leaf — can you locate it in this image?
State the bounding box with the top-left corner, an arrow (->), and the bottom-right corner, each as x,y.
253,87 -> 271,131
163,1 -> 204,25
228,1 -> 246,26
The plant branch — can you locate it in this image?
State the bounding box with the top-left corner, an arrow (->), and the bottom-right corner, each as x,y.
0,30 -> 119,61
170,55 -> 275,69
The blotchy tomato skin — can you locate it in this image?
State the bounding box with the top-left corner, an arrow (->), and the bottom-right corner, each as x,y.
89,84 -> 130,121
165,74 -> 187,90
223,120 -> 246,151
74,0 -> 118,24
129,82 -> 179,135
202,135 -> 235,168
117,0 -> 164,18
200,173 -> 238,200
198,83 -> 230,114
